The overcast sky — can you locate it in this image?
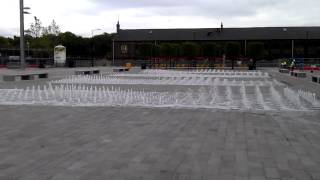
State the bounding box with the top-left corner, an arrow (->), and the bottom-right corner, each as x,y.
0,0 -> 319,37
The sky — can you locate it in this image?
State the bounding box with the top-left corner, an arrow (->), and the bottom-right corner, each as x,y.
0,0 -> 319,37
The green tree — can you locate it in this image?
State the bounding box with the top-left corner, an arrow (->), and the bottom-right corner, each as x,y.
181,42 -> 200,67
202,42 -> 219,67
160,43 -> 180,67
58,32 -> 86,56
202,42 -> 218,58
0,36 -> 11,48
43,20 -> 61,36
181,42 -> 200,58
171,44 -> 181,57
138,43 -> 159,59
225,42 -> 241,69
28,16 -> 43,37
92,33 -> 113,58
247,42 -> 266,69
8,36 -> 20,48
159,43 -> 180,57
152,44 -> 160,57
160,43 -> 172,57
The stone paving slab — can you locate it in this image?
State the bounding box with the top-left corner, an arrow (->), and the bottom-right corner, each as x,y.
0,106 -> 319,180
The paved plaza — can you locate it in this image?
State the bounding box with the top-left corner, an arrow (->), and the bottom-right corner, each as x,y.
0,67 -> 320,180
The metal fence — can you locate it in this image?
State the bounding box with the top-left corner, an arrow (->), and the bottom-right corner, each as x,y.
113,58 -> 320,69
0,57 -> 109,68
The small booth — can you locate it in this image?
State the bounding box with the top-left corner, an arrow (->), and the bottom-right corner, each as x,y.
54,45 -> 66,67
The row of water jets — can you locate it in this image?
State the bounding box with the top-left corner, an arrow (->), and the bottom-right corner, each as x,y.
52,75 -> 283,86
112,73 -> 269,78
0,84 -> 318,110
141,69 -> 269,77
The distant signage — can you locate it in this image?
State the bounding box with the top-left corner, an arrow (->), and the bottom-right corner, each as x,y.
54,45 -> 66,65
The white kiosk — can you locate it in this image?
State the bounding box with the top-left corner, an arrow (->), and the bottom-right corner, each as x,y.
54,45 -> 66,67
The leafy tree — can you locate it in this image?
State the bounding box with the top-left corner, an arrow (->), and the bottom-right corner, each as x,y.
28,16 -> 43,37
92,33 -> 112,57
181,42 -> 200,67
181,42 -> 200,59
8,36 -> 20,48
43,20 -> 61,36
153,44 -> 161,57
202,42 -> 220,68
171,44 -> 180,57
202,42 -> 218,58
30,34 -> 59,50
247,42 -> 266,69
159,43 -> 180,58
28,17 -> 61,37
159,43 -> 181,67
58,32 -> 90,56
138,43 -> 159,59
225,42 -> 241,69
0,36 -> 11,48
160,43 -> 172,57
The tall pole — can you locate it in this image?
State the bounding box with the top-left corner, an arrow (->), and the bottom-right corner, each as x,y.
91,30 -> 94,67
91,28 -> 101,67
20,0 -> 25,69
244,40 -> 247,57
291,40 -> 294,59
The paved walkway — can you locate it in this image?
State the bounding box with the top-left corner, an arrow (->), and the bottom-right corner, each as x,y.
0,106 -> 319,180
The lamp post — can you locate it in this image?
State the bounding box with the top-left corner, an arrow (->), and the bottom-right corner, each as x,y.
91,28 -> 102,67
19,0 -> 30,69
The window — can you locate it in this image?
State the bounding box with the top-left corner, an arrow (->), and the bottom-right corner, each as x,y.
121,45 -> 128,54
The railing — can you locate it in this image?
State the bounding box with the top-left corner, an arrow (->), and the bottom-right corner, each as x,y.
112,58 -> 260,68
0,57 -> 109,68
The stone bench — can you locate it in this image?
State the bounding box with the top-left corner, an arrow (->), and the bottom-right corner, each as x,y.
312,75 -> 320,83
113,68 -> 129,72
290,71 -> 306,78
279,69 -> 290,73
2,72 -> 48,82
75,69 -> 100,75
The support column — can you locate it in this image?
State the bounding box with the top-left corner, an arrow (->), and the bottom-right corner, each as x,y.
244,40 -> 247,57
291,40 -> 294,59
20,0 -> 25,69
112,39 -> 115,66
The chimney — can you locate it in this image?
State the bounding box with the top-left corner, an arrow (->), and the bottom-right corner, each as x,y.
116,21 -> 120,34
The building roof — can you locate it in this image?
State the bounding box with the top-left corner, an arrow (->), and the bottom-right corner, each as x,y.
114,26 -> 320,42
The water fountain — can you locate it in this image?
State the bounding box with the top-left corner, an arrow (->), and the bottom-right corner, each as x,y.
298,89 -> 319,107
283,87 -> 303,109
0,69 -> 318,111
255,85 -> 270,110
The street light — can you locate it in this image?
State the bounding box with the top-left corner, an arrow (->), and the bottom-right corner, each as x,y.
91,28 -> 102,67
19,0 -> 31,69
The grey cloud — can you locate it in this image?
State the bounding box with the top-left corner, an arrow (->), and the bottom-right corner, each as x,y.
90,0 -> 285,19
0,28 -> 19,37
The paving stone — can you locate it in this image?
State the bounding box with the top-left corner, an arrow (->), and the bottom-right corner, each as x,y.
264,168 -> 280,179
